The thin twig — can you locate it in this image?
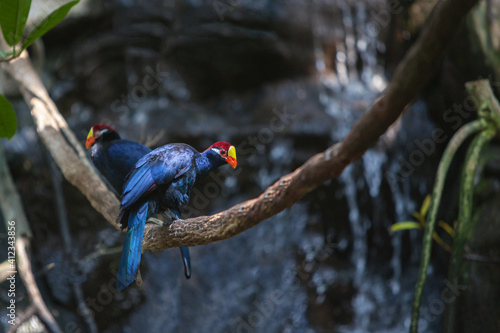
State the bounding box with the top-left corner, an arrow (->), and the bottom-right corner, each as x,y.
0,147 -> 31,238
0,260 -> 11,282
465,252 -> 500,264
143,128 -> 166,148
16,238 -> 63,333
0,146 -> 62,333
7,305 -> 36,333
48,155 -> 98,333
81,244 -> 122,262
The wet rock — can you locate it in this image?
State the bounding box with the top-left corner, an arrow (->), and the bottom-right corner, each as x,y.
165,0 -> 315,98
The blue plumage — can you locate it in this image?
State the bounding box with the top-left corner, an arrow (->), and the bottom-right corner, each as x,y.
117,141 -> 237,290
86,125 -> 195,289
89,138 -> 151,193
117,202 -> 148,291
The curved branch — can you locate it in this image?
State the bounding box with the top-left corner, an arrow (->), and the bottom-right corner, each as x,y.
0,42 -> 120,228
16,237 -> 63,333
143,0 -> 480,251
1,0 -> 480,253
144,144 -> 344,251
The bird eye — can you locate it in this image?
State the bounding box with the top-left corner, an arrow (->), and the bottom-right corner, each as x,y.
220,149 -> 227,157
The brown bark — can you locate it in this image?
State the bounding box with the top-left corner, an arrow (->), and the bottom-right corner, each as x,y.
1,51 -> 120,227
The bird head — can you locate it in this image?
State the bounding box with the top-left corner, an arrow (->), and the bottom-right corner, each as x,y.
85,124 -> 120,149
207,141 -> 237,168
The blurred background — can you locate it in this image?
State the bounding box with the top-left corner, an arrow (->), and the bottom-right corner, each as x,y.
1,0 -> 500,332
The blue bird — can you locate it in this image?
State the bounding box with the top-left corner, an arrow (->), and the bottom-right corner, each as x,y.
85,124 -> 194,281
86,124 -> 151,194
116,141 -> 237,291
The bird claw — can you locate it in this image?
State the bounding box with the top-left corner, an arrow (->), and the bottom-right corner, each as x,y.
146,208 -> 184,227
161,208 -> 180,222
147,217 -> 166,226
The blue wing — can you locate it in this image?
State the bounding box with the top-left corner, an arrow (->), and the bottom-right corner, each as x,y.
107,140 -> 151,173
117,201 -> 148,291
120,145 -> 195,211
116,144 -> 197,289
89,140 -> 151,194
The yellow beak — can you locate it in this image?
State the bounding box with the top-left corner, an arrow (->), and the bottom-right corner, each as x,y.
225,145 -> 237,168
85,127 -> 95,149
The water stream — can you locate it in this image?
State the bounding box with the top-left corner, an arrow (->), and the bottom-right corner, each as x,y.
312,0 -> 443,331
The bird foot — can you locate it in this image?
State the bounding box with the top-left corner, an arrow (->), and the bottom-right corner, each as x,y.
147,217 -> 166,226
161,208 -> 180,222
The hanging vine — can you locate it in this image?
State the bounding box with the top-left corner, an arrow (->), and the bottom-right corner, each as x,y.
410,80 -> 500,333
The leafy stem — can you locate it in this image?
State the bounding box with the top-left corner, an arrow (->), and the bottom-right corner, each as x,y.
442,127 -> 496,332
410,118 -> 488,333
410,79 -> 500,333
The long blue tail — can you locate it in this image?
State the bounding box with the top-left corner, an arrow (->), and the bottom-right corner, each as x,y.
117,202 -> 148,291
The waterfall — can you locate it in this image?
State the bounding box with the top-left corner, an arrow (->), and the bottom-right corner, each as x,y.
311,0 -> 445,331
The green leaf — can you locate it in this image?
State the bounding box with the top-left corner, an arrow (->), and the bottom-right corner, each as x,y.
410,119 -> 488,333
437,220 -> 455,237
0,95 -> 17,139
419,194 -> 431,217
389,221 -> 422,234
0,0 -> 32,46
443,128 -> 496,333
0,49 -> 15,59
20,0 -> 79,51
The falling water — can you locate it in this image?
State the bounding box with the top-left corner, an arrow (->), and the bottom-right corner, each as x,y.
311,0 -> 443,331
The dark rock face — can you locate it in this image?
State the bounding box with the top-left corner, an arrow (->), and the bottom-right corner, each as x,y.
167,0 -> 315,98
55,0 -> 315,104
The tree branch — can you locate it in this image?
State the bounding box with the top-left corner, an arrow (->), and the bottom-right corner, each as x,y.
1,0 -> 480,253
0,146 -> 62,333
16,237 -> 63,333
0,43 -> 120,228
